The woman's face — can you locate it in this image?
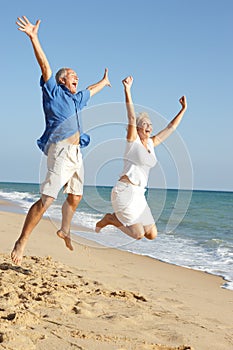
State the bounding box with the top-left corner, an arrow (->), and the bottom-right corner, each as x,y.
137,118 -> 153,138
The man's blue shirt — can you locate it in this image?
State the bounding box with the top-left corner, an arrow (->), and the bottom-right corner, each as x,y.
37,74 -> 90,155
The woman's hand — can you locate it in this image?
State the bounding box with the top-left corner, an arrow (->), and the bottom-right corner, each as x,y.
179,95 -> 187,111
122,76 -> 133,89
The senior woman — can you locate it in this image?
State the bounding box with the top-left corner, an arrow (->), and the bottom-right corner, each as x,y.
96,76 -> 187,240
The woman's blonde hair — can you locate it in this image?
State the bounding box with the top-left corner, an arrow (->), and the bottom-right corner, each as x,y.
136,112 -> 151,127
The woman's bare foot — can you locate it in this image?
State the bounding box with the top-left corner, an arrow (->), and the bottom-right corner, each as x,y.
11,239 -> 27,266
57,229 -> 74,251
95,213 -> 117,233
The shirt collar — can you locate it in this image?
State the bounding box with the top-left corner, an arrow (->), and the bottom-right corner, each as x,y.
59,84 -> 79,102
59,84 -> 71,93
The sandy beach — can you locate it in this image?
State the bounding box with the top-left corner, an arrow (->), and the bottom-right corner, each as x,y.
0,208 -> 233,350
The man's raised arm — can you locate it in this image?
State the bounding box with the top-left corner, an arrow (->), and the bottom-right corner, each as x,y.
86,68 -> 111,97
16,16 -> 52,82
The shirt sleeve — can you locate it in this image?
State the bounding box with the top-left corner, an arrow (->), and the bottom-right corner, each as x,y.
40,75 -> 58,98
76,89 -> 91,111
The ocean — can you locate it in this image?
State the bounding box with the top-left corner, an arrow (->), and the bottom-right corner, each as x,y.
0,182 -> 232,290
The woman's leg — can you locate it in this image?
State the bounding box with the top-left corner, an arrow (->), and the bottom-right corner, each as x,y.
95,213 -> 145,239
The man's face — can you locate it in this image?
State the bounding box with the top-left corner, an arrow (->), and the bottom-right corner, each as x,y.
63,69 -> 79,94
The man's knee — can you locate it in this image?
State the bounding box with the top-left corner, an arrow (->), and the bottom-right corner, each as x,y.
40,195 -> 54,210
67,194 -> 82,209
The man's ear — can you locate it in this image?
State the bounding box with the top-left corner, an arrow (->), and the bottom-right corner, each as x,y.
59,78 -> 66,84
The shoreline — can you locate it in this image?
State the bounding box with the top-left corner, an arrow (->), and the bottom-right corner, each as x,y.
0,197 -> 232,291
1,209 -> 233,349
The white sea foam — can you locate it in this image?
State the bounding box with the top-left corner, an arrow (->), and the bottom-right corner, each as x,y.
0,190 -> 40,212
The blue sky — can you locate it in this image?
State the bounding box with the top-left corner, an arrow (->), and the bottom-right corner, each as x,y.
1,0 -> 233,191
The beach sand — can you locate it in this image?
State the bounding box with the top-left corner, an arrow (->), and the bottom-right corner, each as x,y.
0,209 -> 233,350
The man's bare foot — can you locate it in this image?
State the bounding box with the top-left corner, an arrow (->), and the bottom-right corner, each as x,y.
11,239 -> 27,266
95,213 -> 115,233
57,229 -> 74,251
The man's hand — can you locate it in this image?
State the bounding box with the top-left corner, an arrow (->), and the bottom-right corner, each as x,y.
87,68 -> 111,96
103,68 -> 111,87
16,16 -> 41,39
122,76 -> 133,90
16,15 -> 52,82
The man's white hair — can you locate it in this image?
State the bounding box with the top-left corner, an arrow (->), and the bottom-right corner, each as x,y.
55,68 -> 69,83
